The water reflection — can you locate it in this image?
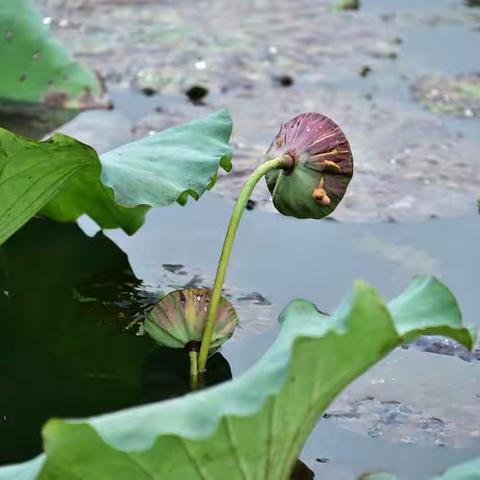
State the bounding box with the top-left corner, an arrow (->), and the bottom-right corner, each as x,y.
291,460 -> 315,479
0,218 -> 232,465
144,347 -> 231,401
0,108 -> 78,139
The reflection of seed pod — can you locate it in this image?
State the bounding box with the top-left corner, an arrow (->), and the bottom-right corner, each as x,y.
145,288 -> 239,352
265,113 -> 353,219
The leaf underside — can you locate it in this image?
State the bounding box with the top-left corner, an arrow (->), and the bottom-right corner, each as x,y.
0,276 -> 473,480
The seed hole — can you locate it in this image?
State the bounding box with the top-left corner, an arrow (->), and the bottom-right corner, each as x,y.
19,74 -> 26,82
32,50 -> 40,60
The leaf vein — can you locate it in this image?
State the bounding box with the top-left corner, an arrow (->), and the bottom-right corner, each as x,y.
179,438 -> 209,480
224,416 -> 250,480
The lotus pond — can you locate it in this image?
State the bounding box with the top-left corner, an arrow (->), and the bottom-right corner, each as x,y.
1,1 -> 480,479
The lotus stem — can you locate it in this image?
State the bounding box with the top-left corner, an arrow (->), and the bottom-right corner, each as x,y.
189,350 -> 199,389
198,156 -> 290,371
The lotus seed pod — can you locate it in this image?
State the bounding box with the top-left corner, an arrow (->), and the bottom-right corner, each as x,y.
265,112 -> 353,219
145,288 -> 239,352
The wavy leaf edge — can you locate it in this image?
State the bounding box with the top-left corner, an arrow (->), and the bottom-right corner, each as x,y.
0,276 -> 473,479
0,109 -> 233,245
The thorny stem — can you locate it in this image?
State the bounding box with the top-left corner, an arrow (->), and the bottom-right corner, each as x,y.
197,156 -> 290,371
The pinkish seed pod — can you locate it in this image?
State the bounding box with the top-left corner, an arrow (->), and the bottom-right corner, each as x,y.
265,112 -> 353,219
145,288 -> 239,353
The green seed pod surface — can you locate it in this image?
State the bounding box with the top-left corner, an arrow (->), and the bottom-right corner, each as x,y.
265,112 -> 353,219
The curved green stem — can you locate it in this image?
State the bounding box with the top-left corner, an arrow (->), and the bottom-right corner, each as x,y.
198,156 -> 288,371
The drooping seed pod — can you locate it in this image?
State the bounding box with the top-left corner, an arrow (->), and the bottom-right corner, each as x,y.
265,112 -> 353,219
145,288 -> 239,353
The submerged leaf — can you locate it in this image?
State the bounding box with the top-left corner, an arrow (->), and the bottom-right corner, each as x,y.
265,112 -> 353,219
334,0 -> 361,10
0,0 -> 107,110
145,288 -> 239,350
0,276 -> 472,479
0,109 -> 233,245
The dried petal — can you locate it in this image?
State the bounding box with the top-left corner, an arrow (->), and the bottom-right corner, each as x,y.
265,113 -> 353,219
145,288 -> 239,352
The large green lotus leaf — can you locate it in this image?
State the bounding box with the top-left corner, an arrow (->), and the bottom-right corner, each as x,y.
0,109 -> 233,245
388,276 -> 476,345
361,456 -> 480,479
434,458 -> 480,479
0,0 -> 106,110
0,276 -> 473,479
0,128 -> 146,245
100,108 -> 233,207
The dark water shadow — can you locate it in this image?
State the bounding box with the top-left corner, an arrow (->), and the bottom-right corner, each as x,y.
0,107 -> 78,139
291,460 -> 315,479
0,218 -> 231,465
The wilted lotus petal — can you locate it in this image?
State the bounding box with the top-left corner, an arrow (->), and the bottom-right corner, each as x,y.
145,288 -> 239,352
265,112 -> 353,219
